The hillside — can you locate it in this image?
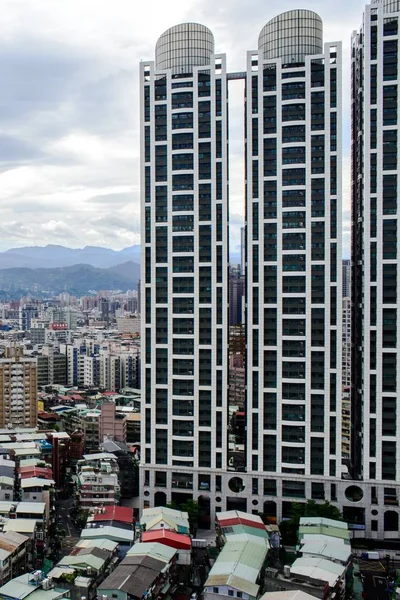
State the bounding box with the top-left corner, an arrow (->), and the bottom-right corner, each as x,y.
0,244 -> 141,269
0,261 -> 140,299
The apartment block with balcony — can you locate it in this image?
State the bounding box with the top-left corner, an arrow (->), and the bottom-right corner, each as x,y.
0,347 -> 37,428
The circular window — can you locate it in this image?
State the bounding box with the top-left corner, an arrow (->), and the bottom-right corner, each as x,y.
252,499 -> 258,506
216,496 -> 221,503
229,477 -> 245,493
345,485 -> 364,502
144,491 -> 150,497
371,509 -> 378,516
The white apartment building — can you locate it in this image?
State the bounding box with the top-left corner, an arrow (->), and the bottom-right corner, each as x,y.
140,23 -> 229,516
139,6 -> 400,539
351,0 -> 400,536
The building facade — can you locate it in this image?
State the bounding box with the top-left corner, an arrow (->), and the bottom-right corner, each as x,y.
0,347 -> 37,428
140,22 -> 229,514
351,0 -> 400,535
245,10 -> 343,480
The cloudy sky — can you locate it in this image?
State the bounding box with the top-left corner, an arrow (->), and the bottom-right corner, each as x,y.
0,0 -> 368,256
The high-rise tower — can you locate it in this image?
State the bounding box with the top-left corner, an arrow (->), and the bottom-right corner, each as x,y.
140,24 -> 229,518
245,10 -> 343,514
352,0 -> 400,493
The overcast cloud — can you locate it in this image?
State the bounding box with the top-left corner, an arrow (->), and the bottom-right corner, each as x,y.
0,0 -> 367,256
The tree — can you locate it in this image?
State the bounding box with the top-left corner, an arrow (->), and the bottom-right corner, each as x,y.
181,499 -> 201,532
290,500 -> 342,525
166,499 -> 201,534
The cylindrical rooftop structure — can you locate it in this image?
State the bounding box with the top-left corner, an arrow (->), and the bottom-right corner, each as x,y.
155,23 -> 214,74
258,9 -> 323,63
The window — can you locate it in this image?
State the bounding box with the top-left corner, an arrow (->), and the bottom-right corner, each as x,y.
237,593 -> 243,598
213,588 -> 219,594
228,592 -> 234,597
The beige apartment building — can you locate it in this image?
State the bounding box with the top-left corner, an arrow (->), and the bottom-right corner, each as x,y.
0,347 -> 37,428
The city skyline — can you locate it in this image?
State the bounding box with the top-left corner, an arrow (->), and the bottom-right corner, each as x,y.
0,0 -> 367,257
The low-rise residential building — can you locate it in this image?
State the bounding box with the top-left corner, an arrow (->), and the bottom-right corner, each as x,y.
81,525 -> 134,554
99,542 -> 177,600
263,518 -> 352,600
77,469 -> 120,509
140,506 -> 190,535
100,439 -> 139,499
204,511 -> 270,600
0,572 -> 69,600
142,529 -> 191,565
0,531 -> 29,585
61,407 -> 100,452
0,457 -> 15,480
49,537 -> 120,599
57,544 -> 115,580
87,505 -> 134,527
289,557 -> 347,597
298,518 -> 351,545
0,477 -> 14,502
49,535 -> 119,600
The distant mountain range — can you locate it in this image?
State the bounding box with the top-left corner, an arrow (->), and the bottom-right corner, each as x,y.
0,244 -> 141,269
0,261 -> 139,299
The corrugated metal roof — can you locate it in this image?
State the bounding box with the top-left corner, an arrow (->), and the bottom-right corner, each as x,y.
140,509 -> 190,533
205,538 -> 268,598
16,502 -> 46,513
75,538 -> 118,552
127,541 -> 176,563
215,540 -> 268,569
20,477 -> 55,488
205,573 -> 259,598
224,533 -> 269,545
300,540 -> 352,563
142,529 -> 191,549
4,519 -> 37,533
91,505 -> 134,524
300,533 -> 350,546
0,573 -> 67,600
99,555 -> 167,598
299,517 -> 348,530
59,551 -> 106,571
298,525 -> 350,541
218,511 -> 267,531
0,530 -> 28,552
81,526 -> 134,543
227,524 -> 269,539
217,510 -> 264,525
290,557 -> 346,587
0,476 -> 14,487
